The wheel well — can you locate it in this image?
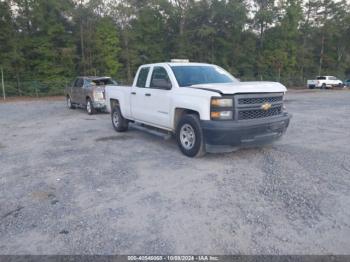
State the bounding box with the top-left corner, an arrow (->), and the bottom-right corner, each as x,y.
174,108 -> 200,128
110,99 -> 119,109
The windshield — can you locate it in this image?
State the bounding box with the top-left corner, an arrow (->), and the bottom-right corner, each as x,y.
171,65 -> 237,87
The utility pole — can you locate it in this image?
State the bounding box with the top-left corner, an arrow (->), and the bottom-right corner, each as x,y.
1,66 -> 5,100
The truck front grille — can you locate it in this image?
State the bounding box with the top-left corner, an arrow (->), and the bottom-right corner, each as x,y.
238,106 -> 282,120
234,93 -> 284,121
238,96 -> 283,105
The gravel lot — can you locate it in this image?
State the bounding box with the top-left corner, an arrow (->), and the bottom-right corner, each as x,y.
0,90 -> 350,255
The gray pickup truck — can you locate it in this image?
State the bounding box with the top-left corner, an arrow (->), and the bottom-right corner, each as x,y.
65,76 -> 117,114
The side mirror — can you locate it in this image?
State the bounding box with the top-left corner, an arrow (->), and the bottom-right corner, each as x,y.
151,79 -> 172,90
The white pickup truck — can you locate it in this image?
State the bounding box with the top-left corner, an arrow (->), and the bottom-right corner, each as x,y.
105,61 -> 291,157
307,76 -> 344,89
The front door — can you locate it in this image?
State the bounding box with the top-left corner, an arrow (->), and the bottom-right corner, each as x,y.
145,66 -> 172,128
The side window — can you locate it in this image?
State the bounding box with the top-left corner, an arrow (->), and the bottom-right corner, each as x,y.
75,78 -> 83,88
136,67 -> 150,88
79,78 -> 85,87
84,79 -> 92,87
150,67 -> 172,90
73,78 -> 80,87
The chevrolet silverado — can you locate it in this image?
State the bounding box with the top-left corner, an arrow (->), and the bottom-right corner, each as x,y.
105,61 -> 291,157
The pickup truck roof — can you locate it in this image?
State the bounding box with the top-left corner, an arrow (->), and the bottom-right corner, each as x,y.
140,62 -> 213,67
316,76 -> 338,79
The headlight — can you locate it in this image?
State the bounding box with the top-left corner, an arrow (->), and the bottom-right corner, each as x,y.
211,98 -> 233,107
211,111 -> 233,120
94,91 -> 104,101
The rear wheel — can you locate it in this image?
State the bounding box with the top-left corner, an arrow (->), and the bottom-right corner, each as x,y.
176,114 -> 206,157
86,98 -> 96,115
111,106 -> 129,132
321,83 -> 326,89
66,96 -> 75,109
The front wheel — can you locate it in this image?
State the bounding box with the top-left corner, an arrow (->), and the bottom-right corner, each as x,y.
176,114 -> 206,157
111,106 -> 129,132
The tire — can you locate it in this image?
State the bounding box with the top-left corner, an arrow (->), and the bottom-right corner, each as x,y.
66,96 -> 75,109
321,83 -> 326,89
86,98 -> 96,115
111,106 -> 129,132
176,114 -> 206,157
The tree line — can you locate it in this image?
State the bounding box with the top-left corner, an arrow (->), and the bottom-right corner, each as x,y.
0,0 -> 350,96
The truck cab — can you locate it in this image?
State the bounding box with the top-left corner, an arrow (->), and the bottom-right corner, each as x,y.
105,61 -> 291,157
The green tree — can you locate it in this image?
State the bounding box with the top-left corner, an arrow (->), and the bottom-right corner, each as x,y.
94,17 -> 122,77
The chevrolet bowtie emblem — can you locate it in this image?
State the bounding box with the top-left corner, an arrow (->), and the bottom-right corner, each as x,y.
261,102 -> 272,111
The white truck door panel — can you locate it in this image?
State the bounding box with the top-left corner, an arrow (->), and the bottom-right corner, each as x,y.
143,88 -> 172,128
131,87 -> 150,121
130,66 -> 151,122
144,66 -> 173,128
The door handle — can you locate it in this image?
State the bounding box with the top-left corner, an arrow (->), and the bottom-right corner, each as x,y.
131,92 -> 136,95
145,93 -> 151,97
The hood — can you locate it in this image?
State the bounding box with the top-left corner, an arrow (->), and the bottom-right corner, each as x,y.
190,81 -> 287,95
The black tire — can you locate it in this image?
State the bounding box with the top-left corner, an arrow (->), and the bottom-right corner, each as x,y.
111,106 -> 129,132
321,83 -> 326,89
66,96 -> 75,109
86,98 -> 96,115
176,114 -> 206,157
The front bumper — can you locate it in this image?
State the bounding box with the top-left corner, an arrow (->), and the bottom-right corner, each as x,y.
201,113 -> 291,150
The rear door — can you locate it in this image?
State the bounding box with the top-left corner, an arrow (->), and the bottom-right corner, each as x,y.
76,78 -> 85,104
130,66 -> 151,121
71,78 -> 82,103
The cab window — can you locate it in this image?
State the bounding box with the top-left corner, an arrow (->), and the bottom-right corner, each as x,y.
136,67 -> 150,88
150,67 -> 172,90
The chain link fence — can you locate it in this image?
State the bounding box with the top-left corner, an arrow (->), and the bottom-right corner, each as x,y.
1,78 -> 72,98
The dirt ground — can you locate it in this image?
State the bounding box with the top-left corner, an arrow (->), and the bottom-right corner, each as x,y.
0,90 -> 350,255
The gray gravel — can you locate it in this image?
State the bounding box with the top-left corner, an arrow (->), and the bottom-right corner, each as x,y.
0,90 -> 350,255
